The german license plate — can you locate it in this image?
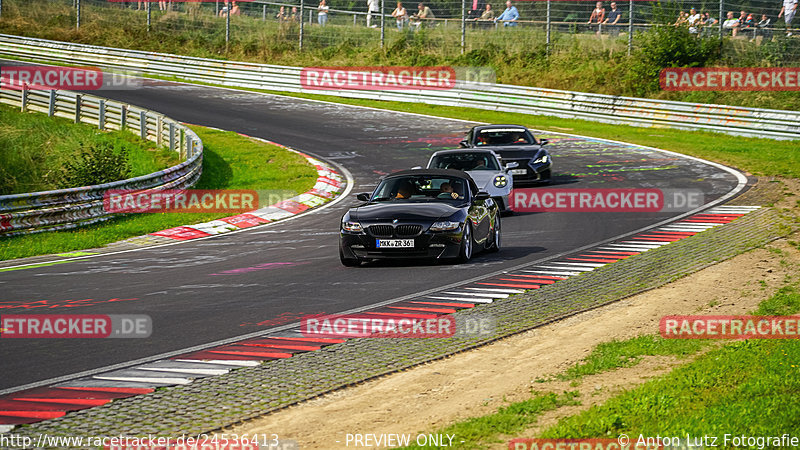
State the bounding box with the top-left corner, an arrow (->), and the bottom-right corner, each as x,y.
376,239 -> 414,248
510,169 -> 527,175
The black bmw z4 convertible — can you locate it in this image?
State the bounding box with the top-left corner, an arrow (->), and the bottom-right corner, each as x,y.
339,169 -> 501,266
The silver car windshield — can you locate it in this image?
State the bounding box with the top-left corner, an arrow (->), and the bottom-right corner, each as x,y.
429,153 -> 500,171
371,176 -> 468,202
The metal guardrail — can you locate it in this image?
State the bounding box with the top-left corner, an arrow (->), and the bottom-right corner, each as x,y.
1,34 -> 797,140
0,86 -> 203,236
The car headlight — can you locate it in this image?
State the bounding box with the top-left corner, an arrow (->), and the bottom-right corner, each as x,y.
493,175 -> 508,188
430,221 -> 461,231
342,221 -> 363,232
533,155 -> 549,165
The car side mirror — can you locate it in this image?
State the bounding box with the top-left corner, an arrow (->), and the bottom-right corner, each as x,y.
539,138 -> 549,146
459,140 -> 469,148
504,162 -> 519,170
355,193 -> 371,201
474,192 -> 491,201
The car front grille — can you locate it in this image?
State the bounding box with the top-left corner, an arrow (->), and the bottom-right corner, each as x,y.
367,224 -> 423,238
395,225 -> 422,237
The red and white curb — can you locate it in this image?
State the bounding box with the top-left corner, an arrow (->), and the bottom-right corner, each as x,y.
0,205 -> 761,431
150,134 -> 345,242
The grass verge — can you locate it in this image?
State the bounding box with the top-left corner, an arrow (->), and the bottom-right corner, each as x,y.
0,103 -> 178,195
0,126 -> 318,261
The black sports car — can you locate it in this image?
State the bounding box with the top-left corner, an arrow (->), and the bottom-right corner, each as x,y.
339,169 -> 501,266
459,124 -> 551,184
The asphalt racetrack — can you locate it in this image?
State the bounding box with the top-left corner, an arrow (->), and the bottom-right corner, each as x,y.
0,75 -> 744,391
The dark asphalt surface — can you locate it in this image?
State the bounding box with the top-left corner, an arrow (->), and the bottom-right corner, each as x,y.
0,75 -> 743,390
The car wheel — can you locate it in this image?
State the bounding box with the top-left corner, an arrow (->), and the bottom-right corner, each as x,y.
339,248 -> 360,267
456,222 -> 473,263
488,216 -> 501,253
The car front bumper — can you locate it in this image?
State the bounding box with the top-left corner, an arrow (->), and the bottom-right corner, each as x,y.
339,228 -> 464,260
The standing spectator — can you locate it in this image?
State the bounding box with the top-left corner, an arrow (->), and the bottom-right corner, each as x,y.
219,1 -> 241,17
367,0 -> 380,27
756,13 -> 773,39
318,0 -> 330,26
391,2 -> 409,29
700,11 -> 717,35
674,10 -> 688,26
495,0 -> 519,27
603,2 -> 622,36
778,0 -> 797,36
468,0 -> 486,19
276,5 -> 288,21
159,0 -> 167,11
687,7 -> 702,34
723,11 -> 740,36
588,1 -> 605,34
411,3 -> 435,29
291,6 -> 300,22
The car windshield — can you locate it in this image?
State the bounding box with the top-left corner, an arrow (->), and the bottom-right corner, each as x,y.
429,153 -> 500,171
475,128 -> 535,146
371,176 -> 469,202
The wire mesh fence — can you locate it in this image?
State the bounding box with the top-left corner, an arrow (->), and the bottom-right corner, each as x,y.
0,0 -> 797,65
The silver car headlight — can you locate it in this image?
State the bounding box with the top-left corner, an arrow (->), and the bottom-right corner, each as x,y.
533,155 -> 549,164
493,175 -> 508,188
430,221 -> 460,231
342,221 -> 363,232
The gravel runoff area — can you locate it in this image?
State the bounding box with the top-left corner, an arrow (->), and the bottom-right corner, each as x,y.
7,182 -> 792,442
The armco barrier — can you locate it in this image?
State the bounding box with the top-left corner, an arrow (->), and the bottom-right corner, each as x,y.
0,87 -> 203,236
0,34 -> 798,139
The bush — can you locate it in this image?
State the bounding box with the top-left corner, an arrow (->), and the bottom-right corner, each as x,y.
624,26 -> 721,96
60,141 -> 132,188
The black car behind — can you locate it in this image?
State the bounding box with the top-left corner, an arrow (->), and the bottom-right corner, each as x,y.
459,124 -> 552,184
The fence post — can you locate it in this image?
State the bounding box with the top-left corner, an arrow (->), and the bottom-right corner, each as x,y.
460,0 -> 466,54
21,86 -> 28,112
75,94 -> 82,123
187,137 -> 193,158
99,100 -> 106,130
354,14 -> 357,26
627,0 -> 633,56
169,123 -> 176,152
48,90 -> 56,117
225,4 -> 231,53
380,0 -> 385,48
216,0 -> 219,16
0,0 -> 3,19
263,4 -> 266,21
140,111 -> 147,140
300,0 -> 305,49
147,0 -> 151,32
718,0 -> 724,39
76,0 -> 81,30
546,0 -> 551,55
121,104 -> 127,130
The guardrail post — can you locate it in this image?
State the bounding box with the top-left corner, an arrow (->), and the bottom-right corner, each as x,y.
546,0 -> 551,55
157,116 -> 163,147
75,94 -> 82,123
121,104 -> 127,131
299,0 -> 305,50
460,0 -> 466,54
187,137 -> 194,157
99,99 -> 106,130
179,129 -> 186,159
169,123 -> 176,153
140,111 -> 147,140
48,90 -> 56,117
21,86 -> 28,112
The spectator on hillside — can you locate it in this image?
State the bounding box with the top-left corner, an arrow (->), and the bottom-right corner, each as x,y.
318,0 -> 330,26
495,0 -> 519,27
687,7 -> 702,33
468,0 -> 487,19
474,3 -> 495,27
159,0 -> 167,11
674,10 -> 688,26
588,1 -> 605,34
700,11 -> 717,35
411,3 -> 436,29
276,5 -> 288,21
756,13 -> 773,39
367,0 -> 380,27
603,2 -> 622,36
219,1 -> 241,17
723,11 -> 740,36
778,0 -> 797,36
392,2 -> 409,30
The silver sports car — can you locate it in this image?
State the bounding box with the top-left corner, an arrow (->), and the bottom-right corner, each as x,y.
426,149 -> 516,212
